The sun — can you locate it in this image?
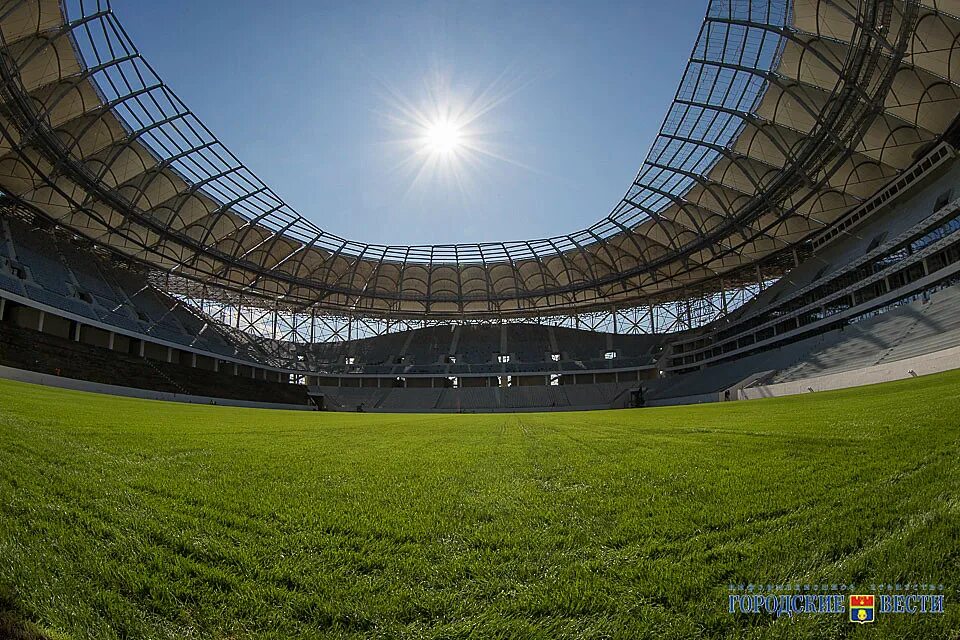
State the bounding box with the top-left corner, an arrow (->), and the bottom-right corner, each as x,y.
380,68 -> 531,198
423,119 -> 463,155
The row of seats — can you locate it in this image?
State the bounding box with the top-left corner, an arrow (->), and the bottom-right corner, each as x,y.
0,216 -> 238,358
313,381 -> 638,412
726,176 -> 959,328
0,213 -> 666,382
773,284 -> 960,382
646,282 -> 960,399
302,322 -> 664,370
316,280 -> 960,410
0,321 -> 309,405
314,284 -> 960,408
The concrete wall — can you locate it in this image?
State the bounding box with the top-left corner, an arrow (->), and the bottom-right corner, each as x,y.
740,345 -> 960,399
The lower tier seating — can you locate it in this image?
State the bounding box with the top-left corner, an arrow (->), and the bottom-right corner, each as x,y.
0,322 -> 310,406
314,382 -> 637,412
772,284 -> 960,383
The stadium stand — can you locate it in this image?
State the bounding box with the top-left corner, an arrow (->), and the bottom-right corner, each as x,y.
403,326 -> 455,365
772,285 -> 960,382
3,0 -> 960,411
455,325 -> 503,365
380,388 -> 445,412
0,321 -> 309,405
5,182 -> 960,411
506,323 -> 553,364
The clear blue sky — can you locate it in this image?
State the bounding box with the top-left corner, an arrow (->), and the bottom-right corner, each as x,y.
116,1 -> 707,245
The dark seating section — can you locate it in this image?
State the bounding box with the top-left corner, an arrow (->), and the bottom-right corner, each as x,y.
506,323 -> 552,362
300,322 -> 665,374
1,214 -> 670,380
307,340 -> 351,365
359,331 -> 410,364
403,325 -> 454,364
6,202 -> 960,411
553,325 -> 608,360
724,175 -> 960,327
315,381 -> 638,413
11,229 -> 74,297
455,325 -> 503,364
0,321 -> 309,405
0,217 -> 237,358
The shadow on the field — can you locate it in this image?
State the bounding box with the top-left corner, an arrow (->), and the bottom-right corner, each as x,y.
0,586 -> 53,640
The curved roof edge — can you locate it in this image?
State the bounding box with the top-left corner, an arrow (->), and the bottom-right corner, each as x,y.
0,0 -> 958,318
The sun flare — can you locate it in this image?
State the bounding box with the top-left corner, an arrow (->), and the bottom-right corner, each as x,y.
424,120 -> 463,155
380,68 -> 532,198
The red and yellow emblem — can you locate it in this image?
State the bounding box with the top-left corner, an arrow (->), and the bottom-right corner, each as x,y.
849,594 -> 875,623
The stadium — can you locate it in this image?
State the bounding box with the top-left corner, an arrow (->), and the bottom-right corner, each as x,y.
0,0 -> 958,637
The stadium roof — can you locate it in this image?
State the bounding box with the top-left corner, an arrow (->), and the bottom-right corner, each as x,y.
1,0 -> 959,319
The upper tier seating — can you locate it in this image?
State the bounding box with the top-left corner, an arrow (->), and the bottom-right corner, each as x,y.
403,325 -> 455,364
507,323 -> 553,363
0,216 -> 238,358
298,321 -> 665,373
455,325 -> 503,364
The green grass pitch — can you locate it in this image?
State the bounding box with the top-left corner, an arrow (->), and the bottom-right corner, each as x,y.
1,372 -> 959,639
